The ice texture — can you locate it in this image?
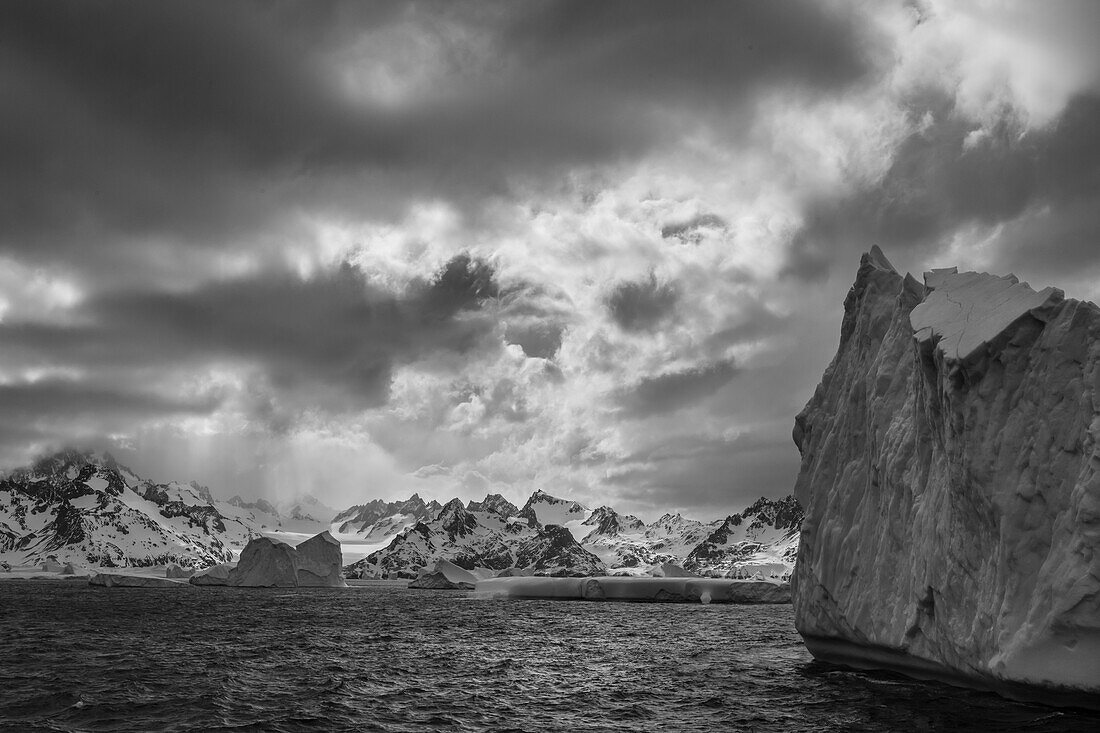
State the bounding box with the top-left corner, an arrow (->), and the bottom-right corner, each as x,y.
189,562 -> 236,585
475,576 -> 790,603
408,559 -> 479,589
792,246 -> 1100,708
89,573 -> 189,588
294,531 -> 346,587
190,531 -> 347,587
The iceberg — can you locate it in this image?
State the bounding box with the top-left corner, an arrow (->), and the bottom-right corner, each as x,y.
475,576 -> 790,603
189,562 -> 236,586
165,563 -> 194,579
227,537 -> 300,587
408,559 -> 479,590
90,573 -> 189,588
190,531 -> 347,588
292,531 -> 346,587
792,247 -> 1100,708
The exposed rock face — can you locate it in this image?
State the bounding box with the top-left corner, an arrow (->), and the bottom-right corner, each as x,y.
792,247 -> 1100,707
465,493 -> 520,520
330,493 -> 439,540
683,496 -> 802,576
513,525 -> 605,577
517,489 -> 587,527
581,506 -> 645,540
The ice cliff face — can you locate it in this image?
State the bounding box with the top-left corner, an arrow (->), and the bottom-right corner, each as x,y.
194,531 -> 347,588
792,247 -> 1100,706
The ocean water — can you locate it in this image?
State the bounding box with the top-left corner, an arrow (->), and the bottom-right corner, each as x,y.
1,582 -> 1097,732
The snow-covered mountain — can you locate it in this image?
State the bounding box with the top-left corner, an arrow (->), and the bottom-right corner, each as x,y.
0,450 -> 264,568
0,450 -> 802,577
684,496 -> 803,576
330,494 -> 441,543
346,490 -> 802,579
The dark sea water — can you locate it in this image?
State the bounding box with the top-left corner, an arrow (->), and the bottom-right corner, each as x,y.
1,582 -> 1097,732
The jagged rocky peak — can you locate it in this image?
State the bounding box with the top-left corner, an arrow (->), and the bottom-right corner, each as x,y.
581,506 -> 644,538
518,489 -> 588,527
332,493 -> 435,534
735,496 -> 804,531
228,495 -> 279,516
684,495 -> 802,576
513,524 -> 605,577
466,493 -> 520,519
436,498 -> 478,539
793,247 -> 1099,707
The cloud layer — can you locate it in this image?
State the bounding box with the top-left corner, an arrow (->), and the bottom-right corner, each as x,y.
1,1 -> 1098,519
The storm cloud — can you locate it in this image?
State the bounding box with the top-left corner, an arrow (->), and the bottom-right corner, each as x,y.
1,1 -> 1098,518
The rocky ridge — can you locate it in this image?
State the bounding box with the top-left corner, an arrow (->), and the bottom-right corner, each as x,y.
347,491 -> 801,580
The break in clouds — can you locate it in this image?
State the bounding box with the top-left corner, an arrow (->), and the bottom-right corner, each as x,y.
1,1 -> 1098,518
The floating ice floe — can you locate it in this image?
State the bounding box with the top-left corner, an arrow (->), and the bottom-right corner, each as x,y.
474,576 -> 790,604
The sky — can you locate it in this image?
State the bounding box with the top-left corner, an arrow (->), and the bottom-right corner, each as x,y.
1,1 -> 1099,521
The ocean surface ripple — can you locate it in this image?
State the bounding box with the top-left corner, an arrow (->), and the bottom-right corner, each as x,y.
1,582 -> 1097,732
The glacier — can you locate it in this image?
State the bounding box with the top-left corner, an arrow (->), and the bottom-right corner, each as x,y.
792,246 -> 1100,708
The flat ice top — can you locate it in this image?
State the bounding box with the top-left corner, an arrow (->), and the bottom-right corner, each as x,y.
910,269 -> 1060,361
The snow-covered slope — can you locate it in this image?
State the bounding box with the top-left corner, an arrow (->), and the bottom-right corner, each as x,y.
518,489 -> 590,541
345,496 -> 603,578
793,247 -> 1100,706
0,450 -> 262,568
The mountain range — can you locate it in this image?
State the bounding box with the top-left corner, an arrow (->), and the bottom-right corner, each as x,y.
0,450 -> 802,578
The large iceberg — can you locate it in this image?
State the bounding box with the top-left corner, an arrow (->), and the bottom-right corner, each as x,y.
189,531 -> 347,588
475,576 -> 790,603
792,247 -> 1100,707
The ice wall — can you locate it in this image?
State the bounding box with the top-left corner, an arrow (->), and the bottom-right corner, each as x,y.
792,247 -> 1100,707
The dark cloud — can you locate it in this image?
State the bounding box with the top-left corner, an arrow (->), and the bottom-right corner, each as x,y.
615,359 -> 739,419
785,93 -> 1100,280
660,213 -> 727,241
504,321 -> 565,359
500,282 -> 574,359
0,380 -> 220,467
0,380 -> 218,419
608,431 -> 798,516
0,0 -> 880,273
502,0 -> 876,103
606,274 -> 679,331
0,255 -> 501,417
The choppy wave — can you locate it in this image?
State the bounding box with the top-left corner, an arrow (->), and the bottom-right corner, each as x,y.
0,582 -> 1096,732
